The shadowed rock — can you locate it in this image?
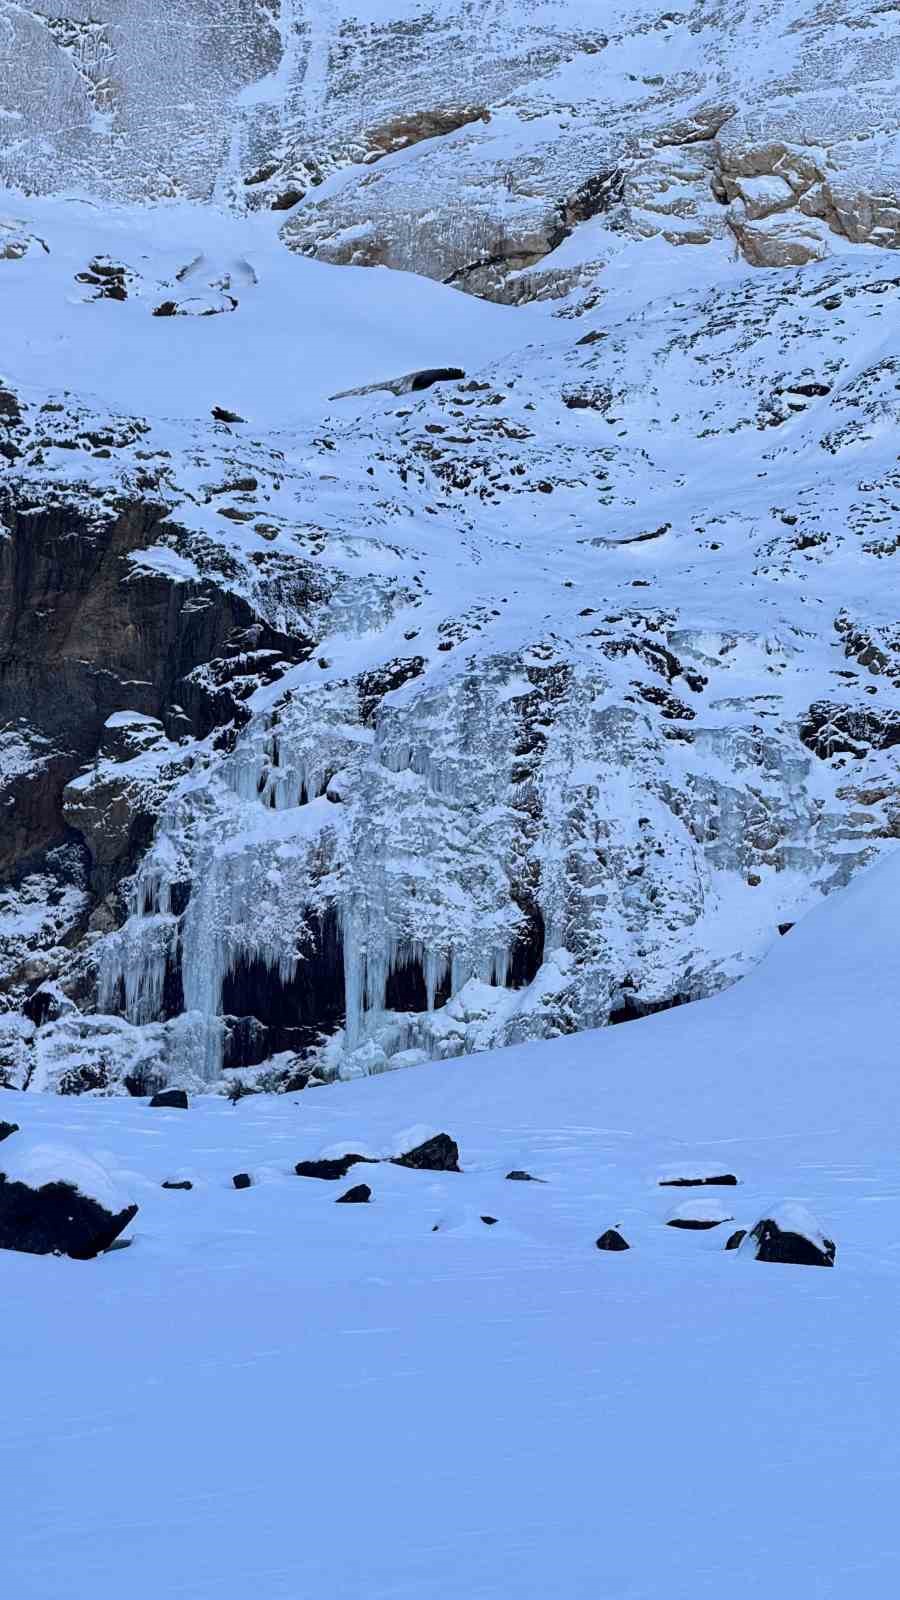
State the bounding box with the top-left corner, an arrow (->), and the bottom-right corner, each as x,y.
505,1169 -> 545,1182
0,1121 -> 19,1143
391,1134 -> 460,1172
596,1229 -> 630,1251
162,1179 -> 193,1191
0,1176 -> 137,1258
295,1153 -> 375,1181
149,1089 -> 189,1110
725,1229 -> 747,1250
659,1174 -> 738,1188
749,1216 -> 835,1267
667,1216 -> 731,1230
336,1183 -> 372,1204
232,1172 -> 252,1189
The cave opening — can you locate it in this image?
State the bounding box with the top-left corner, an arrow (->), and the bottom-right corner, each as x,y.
220,908 -> 345,1068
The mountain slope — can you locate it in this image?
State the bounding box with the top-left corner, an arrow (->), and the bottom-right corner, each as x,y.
3,848 -> 899,1598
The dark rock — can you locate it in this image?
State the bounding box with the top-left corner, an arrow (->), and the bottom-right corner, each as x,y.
725,1229 -> 747,1251
659,1174 -> 739,1188
0,1176 -> 137,1259
391,1133 -> 461,1172
666,1217 -> 731,1230
596,1229 -> 630,1251
211,405 -> 246,424
295,1153 -> 375,1181
232,1172 -> 252,1189
480,1215 -> 498,1226
408,367 -> 465,392
749,1217 -> 835,1267
149,1089 -> 189,1109
778,922 -> 794,936
0,1121 -> 19,1143
505,1169 -> 545,1182
336,1183 -> 372,1204
162,1179 -> 193,1191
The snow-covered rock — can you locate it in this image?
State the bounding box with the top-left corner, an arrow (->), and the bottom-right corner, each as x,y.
742,1204 -> 837,1267
0,1138 -> 137,1258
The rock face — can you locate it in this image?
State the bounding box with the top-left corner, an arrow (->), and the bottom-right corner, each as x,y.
2,7 -> 900,1098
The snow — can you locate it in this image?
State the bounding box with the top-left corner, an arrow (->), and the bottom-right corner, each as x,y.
0,1138 -> 125,1211
0,193 -> 533,428
2,850 -> 900,1597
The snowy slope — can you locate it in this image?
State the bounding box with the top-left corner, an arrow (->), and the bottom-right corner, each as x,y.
2,850 -> 899,1599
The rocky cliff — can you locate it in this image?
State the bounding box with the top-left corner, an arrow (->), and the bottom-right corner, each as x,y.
1,1 -> 899,1093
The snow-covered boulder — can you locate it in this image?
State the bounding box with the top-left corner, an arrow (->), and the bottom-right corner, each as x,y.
149,1089 -> 189,1110
0,1141 -> 137,1259
391,1133 -> 460,1172
666,1198 -> 735,1231
742,1205 -> 836,1267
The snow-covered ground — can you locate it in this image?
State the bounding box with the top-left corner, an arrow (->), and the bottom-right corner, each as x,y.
3,850 -> 899,1599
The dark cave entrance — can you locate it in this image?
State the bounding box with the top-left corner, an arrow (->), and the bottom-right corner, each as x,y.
221,908 -> 345,1069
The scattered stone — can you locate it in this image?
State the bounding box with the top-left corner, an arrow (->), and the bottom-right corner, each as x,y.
480,1215 -> 498,1226
391,1133 -> 461,1172
725,1229 -> 747,1250
336,1183 -> 372,1204
295,1153 -> 375,1181
666,1197 -> 734,1230
596,1229 -> 630,1251
667,1216 -> 731,1230
0,1121 -> 19,1143
659,1173 -> 739,1188
746,1208 -> 835,1267
149,1089 -> 189,1110
162,1179 -> 193,1191
505,1170 -> 545,1182
232,1172 -> 252,1189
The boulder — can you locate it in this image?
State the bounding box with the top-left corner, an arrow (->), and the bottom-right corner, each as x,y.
745,1206 -> 835,1267
336,1183 -> 372,1204
725,1229 -> 747,1251
232,1172 -> 252,1190
0,1120 -> 19,1143
666,1197 -> 734,1231
149,1089 -> 189,1110
596,1229 -> 630,1251
295,1153 -> 375,1181
480,1215 -> 498,1226
391,1134 -> 461,1172
505,1169 -> 545,1182
162,1179 -> 193,1191
659,1173 -> 738,1188
0,1142 -> 137,1259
